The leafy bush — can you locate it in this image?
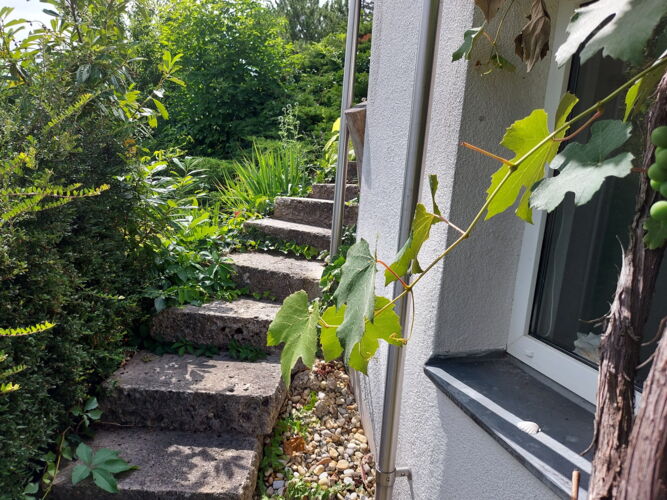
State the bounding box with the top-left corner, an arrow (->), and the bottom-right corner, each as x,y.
216,143 -> 311,213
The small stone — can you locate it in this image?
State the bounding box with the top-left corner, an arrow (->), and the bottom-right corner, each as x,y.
343,476 -> 354,485
266,487 -> 274,495
313,464 -> 325,475
353,432 -> 367,443
319,477 -> 330,487
329,447 -> 339,458
264,468 -> 273,476
297,466 -> 306,475
336,459 -> 350,470
343,468 -> 354,476
349,493 -> 358,500
318,471 -> 329,481
313,433 -> 321,441
273,480 -> 285,489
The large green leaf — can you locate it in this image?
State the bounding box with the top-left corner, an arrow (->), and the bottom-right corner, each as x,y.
267,291 -> 319,386
644,217 -> 667,250
75,443 -> 93,466
485,92 -> 578,222
320,297 -> 403,374
71,465 -> 90,485
92,468 -> 118,493
530,120 -> 633,211
555,0 -> 667,66
332,240 -> 377,362
385,204 -> 440,284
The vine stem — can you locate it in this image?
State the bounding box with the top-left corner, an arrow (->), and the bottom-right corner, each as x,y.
373,56 -> 667,322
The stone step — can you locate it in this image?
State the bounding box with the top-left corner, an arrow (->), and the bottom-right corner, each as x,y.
309,183 -> 359,201
347,160 -> 359,181
101,352 -> 286,437
151,298 -> 280,351
231,252 -> 323,301
244,218 -> 330,251
273,197 -> 358,228
51,427 -> 260,500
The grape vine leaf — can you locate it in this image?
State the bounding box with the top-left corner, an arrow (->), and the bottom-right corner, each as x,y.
333,239 -> 377,362
623,60 -> 666,122
555,0 -> 667,66
644,217 -> 667,250
485,92 -> 578,222
385,203 -> 440,285
452,26 -> 483,62
429,174 -> 442,217
474,0 -> 507,22
320,297 -> 402,374
530,120 -> 633,212
514,0 -> 551,72
267,291 -> 319,386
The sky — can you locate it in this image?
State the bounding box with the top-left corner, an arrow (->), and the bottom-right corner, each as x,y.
3,0 -> 52,24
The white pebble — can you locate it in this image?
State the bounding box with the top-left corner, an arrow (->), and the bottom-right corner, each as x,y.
343,476 -> 354,485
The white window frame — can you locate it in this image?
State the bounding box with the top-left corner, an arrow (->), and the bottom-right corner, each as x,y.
506,0 -> 600,405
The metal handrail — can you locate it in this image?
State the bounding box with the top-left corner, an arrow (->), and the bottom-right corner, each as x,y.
330,0 -> 361,257
375,1 -> 442,499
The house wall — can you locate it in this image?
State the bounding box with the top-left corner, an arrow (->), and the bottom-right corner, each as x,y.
355,0 -> 562,498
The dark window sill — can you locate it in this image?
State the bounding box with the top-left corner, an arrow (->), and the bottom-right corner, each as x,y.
425,351 -> 594,500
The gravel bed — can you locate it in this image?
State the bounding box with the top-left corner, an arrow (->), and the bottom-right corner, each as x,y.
257,360 -> 375,499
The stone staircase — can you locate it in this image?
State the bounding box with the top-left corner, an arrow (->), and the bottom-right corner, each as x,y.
51,169 -> 358,499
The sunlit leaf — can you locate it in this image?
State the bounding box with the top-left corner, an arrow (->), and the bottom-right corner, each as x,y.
530,120 -> 633,211
267,291 -> 319,386
485,92 -> 578,222
385,204 -> 440,284
320,297 -> 403,374
333,240 -> 377,362
555,0 -> 667,66
623,61 -> 665,122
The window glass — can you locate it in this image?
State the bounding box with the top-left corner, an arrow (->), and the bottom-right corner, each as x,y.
529,52 -> 667,384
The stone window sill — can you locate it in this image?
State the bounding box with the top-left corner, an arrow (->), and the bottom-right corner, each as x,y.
424,351 -> 594,499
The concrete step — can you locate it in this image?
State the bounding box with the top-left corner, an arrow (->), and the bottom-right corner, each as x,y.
347,161 -> 359,181
101,352 -> 286,436
151,298 -> 280,351
273,197 -> 358,228
51,427 -> 260,500
310,183 -> 359,201
244,218 -> 330,251
231,252 -> 323,301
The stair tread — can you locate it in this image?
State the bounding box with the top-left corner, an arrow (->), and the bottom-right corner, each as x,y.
51,427 -> 259,500
244,218 -> 331,251
151,298 -> 280,350
273,196 -> 357,228
245,217 -> 331,236
100,351 -> 286,436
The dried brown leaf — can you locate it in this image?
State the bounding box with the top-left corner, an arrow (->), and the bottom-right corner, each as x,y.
283,436 -> 305,456
514,0 -> 551,72
474,0 -> 507,22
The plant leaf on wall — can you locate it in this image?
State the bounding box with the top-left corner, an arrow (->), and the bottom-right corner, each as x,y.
474,0 -> 507,22
530,120 -> 634,212
514,0 -> 551,72
452,26 -> 484,62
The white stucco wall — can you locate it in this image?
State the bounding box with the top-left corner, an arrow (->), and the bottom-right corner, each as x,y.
356,1 -> 562,498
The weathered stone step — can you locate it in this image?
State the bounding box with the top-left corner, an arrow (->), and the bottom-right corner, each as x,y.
273,197 -> 358,228
151,298 -> 280,351
51,427 -> 259,500
245,218 -> 330,251
231,252 -> 322,301
310,183 -> 359,201
101,352 -> 286,436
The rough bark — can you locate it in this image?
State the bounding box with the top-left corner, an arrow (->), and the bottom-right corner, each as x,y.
617,318 -> 667,500
588,71 -> 667,500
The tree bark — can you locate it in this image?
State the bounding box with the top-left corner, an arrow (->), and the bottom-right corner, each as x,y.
617,318 -> 667,500
588,71 -> 667,500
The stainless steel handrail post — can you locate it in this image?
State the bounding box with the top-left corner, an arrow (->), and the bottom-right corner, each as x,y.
330,0 -> 361,257
375,1 -> 441,498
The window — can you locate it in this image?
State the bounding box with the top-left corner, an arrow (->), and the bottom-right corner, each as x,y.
508,0 -> 666,403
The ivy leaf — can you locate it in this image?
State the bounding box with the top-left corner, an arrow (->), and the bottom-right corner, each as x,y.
514,0 -> 551,72
644,217 -> 667,250
92,468 -> 118,493
71,464 -> 90,485
385,204 -> 440,284
267,291 -> 319,386
530,120 -> 633,212
75,443 -> 93,466
485,92 -> 579,222
555,0 -> 667,66
333,240 -> 377,362
452,26 -> 483,62
320,297 -> 403,374
474,0 -> 507,22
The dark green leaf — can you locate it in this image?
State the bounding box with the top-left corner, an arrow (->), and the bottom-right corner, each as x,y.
530,120 -> 633,211
452,27 -> 483,62
83,397 -> 98,411
268,291 -> 319,386
644,216 -> 667,250
428,174 -> 442,216
92,468 -> 118,493
75,443 -> 93,466
91,448 -> 119,467
71,464 -> 91,485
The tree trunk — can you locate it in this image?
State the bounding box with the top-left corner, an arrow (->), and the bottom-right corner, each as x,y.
588,71 -> 667,500
617,318 -> 667,499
